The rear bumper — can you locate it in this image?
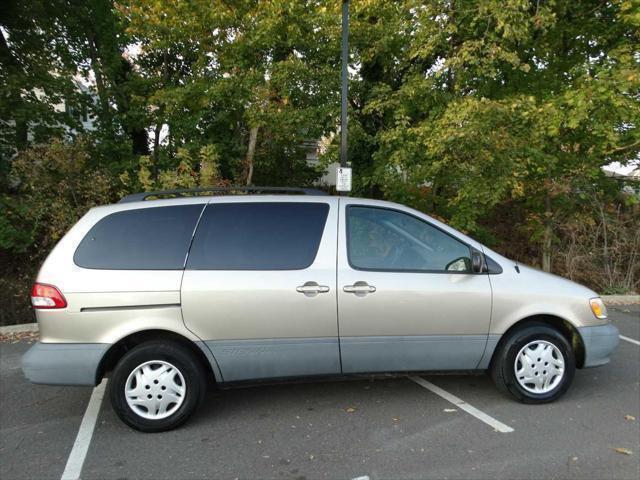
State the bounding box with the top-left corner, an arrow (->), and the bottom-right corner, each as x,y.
21,342 -> 109,386
578,324 -> 620,368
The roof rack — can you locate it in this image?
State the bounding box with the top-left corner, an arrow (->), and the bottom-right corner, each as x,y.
119,186 -> 329,203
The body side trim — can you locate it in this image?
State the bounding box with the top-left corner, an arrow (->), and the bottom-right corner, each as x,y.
476,334 -> 501,370
80,303 -> 180,312
205,337 -> 341,382
340,335 -> 489,373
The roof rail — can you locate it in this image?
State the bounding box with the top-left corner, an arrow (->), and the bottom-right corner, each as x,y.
119,186 -> 329,203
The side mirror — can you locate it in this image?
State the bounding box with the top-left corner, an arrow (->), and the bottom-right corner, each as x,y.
471,250 -> 485,273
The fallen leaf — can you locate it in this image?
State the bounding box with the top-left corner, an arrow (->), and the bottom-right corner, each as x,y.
443,408 -> 457,413
624,415 -> 636,421
345,407 -> 356,413
613,447 -> 633,456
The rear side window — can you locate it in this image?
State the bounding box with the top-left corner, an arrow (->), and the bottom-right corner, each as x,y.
74,205 -> 204,270
187,202 -> 329,270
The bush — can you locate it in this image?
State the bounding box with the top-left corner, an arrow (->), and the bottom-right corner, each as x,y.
0,140 -> 233,325
555,198 -> 640,294
1,139 -> 116,325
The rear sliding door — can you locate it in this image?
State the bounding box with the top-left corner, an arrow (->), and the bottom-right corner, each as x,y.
181,198 -> 340,382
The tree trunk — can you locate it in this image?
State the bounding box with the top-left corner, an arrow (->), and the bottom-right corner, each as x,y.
88,37 -> 112,124
1,29 -> 28,153
244,126 -> 259,186
542,194 -> 553,272
542,222 -> 553,272
153,123 -> 162,181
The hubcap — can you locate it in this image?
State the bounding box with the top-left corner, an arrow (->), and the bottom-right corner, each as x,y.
125,360 -> 186,420
514,340 -> 565,394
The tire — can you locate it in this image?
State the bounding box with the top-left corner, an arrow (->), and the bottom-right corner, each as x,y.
490,323 -> 575,404
109,341 -> 207,432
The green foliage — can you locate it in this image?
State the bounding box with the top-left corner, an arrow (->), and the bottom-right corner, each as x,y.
120,144 -> 226,193
3,139 -> 115,254
342,0 -> 640,279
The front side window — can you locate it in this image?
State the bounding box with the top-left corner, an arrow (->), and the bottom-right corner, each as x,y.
74,204 -> 204,270
187,202 -> 329,270
347,206 -> 472,272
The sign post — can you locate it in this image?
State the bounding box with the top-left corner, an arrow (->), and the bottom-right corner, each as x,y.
339,0 -> 350,193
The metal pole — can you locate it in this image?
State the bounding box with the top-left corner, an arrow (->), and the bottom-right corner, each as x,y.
340,0 -> 349,169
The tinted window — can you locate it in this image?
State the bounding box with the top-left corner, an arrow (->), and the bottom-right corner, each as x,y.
187,202 -> 329,270
347,206 -> 471,272
74,205 -> 203,270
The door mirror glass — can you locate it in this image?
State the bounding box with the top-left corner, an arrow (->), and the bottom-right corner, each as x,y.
445,257 -> 471,272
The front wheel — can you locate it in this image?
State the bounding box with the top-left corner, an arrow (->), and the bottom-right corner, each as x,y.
490,323 -> 575,403
109,341 -> 206,432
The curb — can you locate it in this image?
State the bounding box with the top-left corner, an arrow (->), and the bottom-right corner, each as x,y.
601,295 -> 640,306
0,323 -> 38,335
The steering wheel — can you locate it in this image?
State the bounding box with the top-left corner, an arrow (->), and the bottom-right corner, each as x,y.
387,244 -> 403,267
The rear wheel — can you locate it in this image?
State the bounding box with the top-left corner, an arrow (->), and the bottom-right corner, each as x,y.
490,323 -> 575,403
109,341 -> 206,432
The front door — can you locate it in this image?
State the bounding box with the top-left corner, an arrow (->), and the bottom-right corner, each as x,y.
337,201 -> 492,373
181,198 -> 340,382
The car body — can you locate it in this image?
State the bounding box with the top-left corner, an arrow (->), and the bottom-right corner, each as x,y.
22,190 -> 620,431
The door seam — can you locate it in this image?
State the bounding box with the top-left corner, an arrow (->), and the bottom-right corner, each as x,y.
336,196 -> 343,374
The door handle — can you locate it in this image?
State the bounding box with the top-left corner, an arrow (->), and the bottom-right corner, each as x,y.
343,281 -> 376,296
296,281 -> 330,297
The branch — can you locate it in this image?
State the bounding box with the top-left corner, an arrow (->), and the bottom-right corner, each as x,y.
605,140 -> 640,155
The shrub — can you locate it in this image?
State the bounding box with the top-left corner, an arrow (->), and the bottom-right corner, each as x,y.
0,139 -> 115,325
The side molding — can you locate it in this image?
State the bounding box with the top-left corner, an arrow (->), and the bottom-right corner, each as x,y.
204,338 -> 342,382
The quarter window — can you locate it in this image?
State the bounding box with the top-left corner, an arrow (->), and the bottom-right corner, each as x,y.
74,205 -> 204,270
347,206 -> 472,272
187,202 -> 329,270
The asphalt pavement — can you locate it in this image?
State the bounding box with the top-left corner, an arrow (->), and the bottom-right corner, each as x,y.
1,306 -> 638,480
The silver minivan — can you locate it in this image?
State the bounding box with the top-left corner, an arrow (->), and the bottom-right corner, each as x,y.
22,187 -> 620,432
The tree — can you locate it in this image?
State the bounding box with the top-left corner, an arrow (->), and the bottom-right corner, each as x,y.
0,0 -> 83,178
118,0 -> 341,186
347,0 -> 640,271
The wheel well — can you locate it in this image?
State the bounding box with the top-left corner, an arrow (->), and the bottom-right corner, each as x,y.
494,315 -> 586,368
96,330 -> 215,384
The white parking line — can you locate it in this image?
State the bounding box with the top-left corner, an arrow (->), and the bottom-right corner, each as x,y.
620,335 -> 640,346
409,376 -> 514,433
61,380 -> 108,480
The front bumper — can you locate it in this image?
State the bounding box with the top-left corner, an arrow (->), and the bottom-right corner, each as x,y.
578,324 -> 620,368
21,342 -> 109,386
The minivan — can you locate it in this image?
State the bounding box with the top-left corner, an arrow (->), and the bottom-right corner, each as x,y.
22,187 -> 620,432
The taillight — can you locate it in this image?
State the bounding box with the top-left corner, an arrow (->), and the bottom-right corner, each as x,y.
31,283 -> 67,309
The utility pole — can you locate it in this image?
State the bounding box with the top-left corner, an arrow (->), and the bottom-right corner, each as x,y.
337,0 -> 352,193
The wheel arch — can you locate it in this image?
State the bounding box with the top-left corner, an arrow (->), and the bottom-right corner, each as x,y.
491,315 -> 586,369
96,329 -> 221,384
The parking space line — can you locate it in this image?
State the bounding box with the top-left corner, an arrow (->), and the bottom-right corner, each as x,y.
620,335 -> 640,346
61,380 -> 108,480
408,376 -> 514,433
